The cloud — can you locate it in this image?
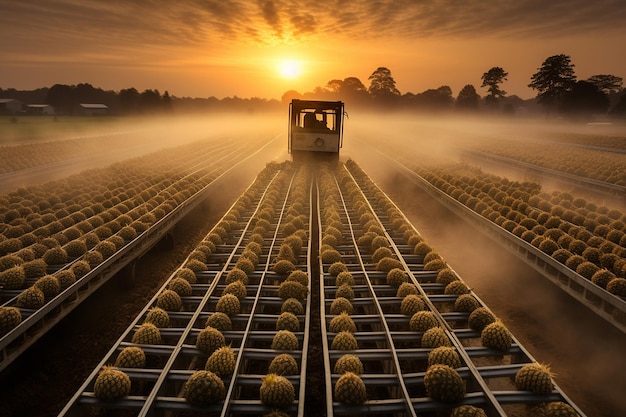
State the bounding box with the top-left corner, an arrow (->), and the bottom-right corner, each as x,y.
2,0 -> 625,63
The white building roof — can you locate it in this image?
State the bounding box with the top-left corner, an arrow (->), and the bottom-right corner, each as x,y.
79,103 -> 108,109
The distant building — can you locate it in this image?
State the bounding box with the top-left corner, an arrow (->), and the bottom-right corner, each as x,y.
27,104 -> 55,115
0,98 -> 24,114
75,103 -> 108,116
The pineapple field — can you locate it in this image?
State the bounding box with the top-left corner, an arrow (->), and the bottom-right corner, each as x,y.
1,115 -> 625,417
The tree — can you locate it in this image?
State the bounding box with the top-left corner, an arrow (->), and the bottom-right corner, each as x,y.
528,54 -> 577,114
481,67 -> 508,108
119,88 -> 140,113
46,84 -> 75,115
586,74 -> 623,94
339,77 -> 369,105
455,84 -> 480,111
367,67 -> 400,101
561,81 -> 609,117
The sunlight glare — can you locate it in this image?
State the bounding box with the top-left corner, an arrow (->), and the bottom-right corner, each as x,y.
279,60 -> 301,79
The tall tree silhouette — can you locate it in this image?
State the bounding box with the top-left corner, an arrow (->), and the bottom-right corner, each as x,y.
368,67 -> 400,103
529,54 -> 577,115
481,67 -> 508,110
456,84 -> 480,111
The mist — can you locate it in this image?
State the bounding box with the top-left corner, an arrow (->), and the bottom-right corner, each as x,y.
342,112 -> 626,416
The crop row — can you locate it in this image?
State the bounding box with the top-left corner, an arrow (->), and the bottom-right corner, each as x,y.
0,132 -> 152,174
51,158 -> 586,416
407,163 -> 626,298
463,137 -> 625,186
345,160 -> 583,416
0,138 -> 258,344
59,161 -> 316,416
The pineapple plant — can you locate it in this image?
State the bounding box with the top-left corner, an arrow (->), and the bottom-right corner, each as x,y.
276,312 -> 300,332
272,330 -> 299,351
468,307 -> 496,332
114,346 -> 146,368
481,320 -> 512,351
396,282 -> 419,297
409,311 -> 438,332
335,271 -> 355,287
331,331 -> 358,350
376,257 -> 403,272
144,307 -> 170,328
42,246 -> 68,265
534,401 -> 580,417
451,405 -> 488,417
205,312 -> 232,331
428,346 -> 462,369
34,275 -> 60,300
156,289 -> 182,312
16,286 -> 45,309
223,280 -> 247,300
436,268 -> 458,286
386,268 -> 408,287
273,260 -> 296,275
269,353 -> 299,375
259,374 -> 295,409
56,270 -> 76,290
423,364 -> 465,403
400,294 -> 425,316
281,298 -> 304,315
330,297 -> 354,315
22,259 -> 47,279
321,248 -> 342,264
328,261 -> 348,276
168,277 -> 193,297
334,354 -> 364,375
515,363 -> 554,394
334,372 -> 367,405
0,306 -> 22,336
444,281 -> 470,295
93,366 -> 131,401
421,327 -> 451,348
132,323 -> 161,345
286,270 -> 309,286
196,326 -> 226,355
607,277 -> 626,296
329,312 -> 357,333
183,370 -> 226,405
454,294 -> 479,313
278,280 -> 308,301
216,293 -> 241,316
205,345 -> 236,376
371,246 -> 393,263
0,266 -> 26,289
335,283 -> 355,300
226,267 -> 249,285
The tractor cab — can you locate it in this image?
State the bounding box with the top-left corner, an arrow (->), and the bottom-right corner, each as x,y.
288,99 -> 345,160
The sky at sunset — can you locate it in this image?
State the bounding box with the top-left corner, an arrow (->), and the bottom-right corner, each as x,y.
1,0 -> 626,100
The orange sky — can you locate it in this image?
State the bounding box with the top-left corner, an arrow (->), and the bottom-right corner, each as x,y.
1,1 -> 625,100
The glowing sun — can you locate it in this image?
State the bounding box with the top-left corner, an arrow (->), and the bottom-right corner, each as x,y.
279,60 -> 301,79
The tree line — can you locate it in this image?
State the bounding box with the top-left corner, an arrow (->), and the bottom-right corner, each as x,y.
1,53 -> 624,118
289,54 -> 624,118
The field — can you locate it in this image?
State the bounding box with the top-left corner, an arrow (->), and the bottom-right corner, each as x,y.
1,114 -> 625,417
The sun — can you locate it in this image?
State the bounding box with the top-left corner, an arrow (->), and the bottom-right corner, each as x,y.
279,60 -> 301,79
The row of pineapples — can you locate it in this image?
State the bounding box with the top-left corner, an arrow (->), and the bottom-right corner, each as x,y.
318,164 -> 369,407
344,160 -> 581,417
1,141 -> 242,339
86,161 -> 287,409
415,163 -> 626,298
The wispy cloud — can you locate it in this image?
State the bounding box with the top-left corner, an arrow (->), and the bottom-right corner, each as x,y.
3,0 -> 625,54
